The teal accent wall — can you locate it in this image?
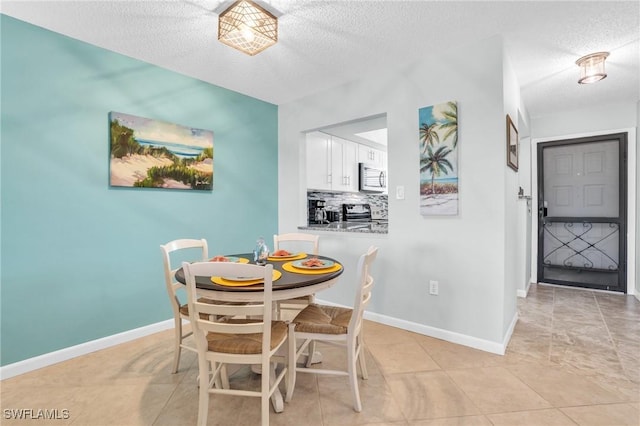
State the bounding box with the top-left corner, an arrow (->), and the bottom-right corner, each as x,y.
0,15 -> 279,366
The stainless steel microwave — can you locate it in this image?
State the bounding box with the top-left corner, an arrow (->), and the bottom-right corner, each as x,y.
359,163 -> 387,192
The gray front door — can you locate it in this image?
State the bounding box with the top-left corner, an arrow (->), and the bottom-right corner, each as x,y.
537,133 -> 627,292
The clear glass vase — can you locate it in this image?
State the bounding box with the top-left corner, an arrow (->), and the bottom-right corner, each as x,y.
254,237 -> 269,265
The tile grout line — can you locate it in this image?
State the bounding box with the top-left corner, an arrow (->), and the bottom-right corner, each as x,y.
504,286 -> 559,411
593,293 -> 627,383
439,368 -> 485,418
150,365 -> 191,426
370,344 -> 411,425
548,286 -> 556,364
315,372 -> 328,426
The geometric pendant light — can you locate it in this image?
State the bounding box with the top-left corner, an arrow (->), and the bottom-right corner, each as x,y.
218,0 -> 278,56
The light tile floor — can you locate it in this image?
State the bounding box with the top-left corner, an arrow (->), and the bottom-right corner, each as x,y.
1,284 -> 639,425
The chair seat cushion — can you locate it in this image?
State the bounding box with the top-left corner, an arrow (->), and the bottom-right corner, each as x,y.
206,320 -> 288,354
293,304 -> 352,334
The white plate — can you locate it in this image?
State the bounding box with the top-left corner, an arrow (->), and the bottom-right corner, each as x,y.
292,259 -> 335,270
270,252 -> 300,259
220,275 -> 261,282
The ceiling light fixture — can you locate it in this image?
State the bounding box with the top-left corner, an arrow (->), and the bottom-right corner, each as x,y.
218,0 -> 277,56
575,52 -> 609,84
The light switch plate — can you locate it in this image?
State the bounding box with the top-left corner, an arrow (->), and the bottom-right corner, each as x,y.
429,280 -> 439,295
396,185 -> 405,199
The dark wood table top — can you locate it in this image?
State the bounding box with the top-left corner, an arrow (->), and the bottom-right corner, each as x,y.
174,253 -> 343,293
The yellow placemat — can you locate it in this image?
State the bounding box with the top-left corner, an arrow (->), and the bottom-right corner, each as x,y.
211,270 -> 282,287
282,261 -> 342,275
268,252 -> 307,261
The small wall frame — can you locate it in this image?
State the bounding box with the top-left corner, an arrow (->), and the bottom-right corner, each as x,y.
506,114 -> 518,172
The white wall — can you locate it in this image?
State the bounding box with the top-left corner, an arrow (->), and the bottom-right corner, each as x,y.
531,102 -> 638,295
515,130 -> 533,298
279,36 -> 519,352
502,53 -> 524,334
532,103 -> 637,139
517,96 -> 534,293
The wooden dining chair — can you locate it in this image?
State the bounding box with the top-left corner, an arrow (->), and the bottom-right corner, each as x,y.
273,233 -> 320,318
181,261 -> 294,426
286,245 -> 378,412
273,233 -> 319,255
160,238 -> 212,374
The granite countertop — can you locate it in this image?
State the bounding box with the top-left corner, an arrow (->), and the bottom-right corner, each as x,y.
298,221 -> 388,234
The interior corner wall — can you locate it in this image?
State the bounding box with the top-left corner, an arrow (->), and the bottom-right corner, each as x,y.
279,36 -> 509,346
0,15 -> 279,366
502,53 -> 522,335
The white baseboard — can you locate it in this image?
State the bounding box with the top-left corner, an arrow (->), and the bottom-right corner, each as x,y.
502,311 -> 519,353
1,300 -> 524,379
363,311 -> 512,355
517,281 -> 532,298
318,298 -> 511,355
0,319 -> 175,381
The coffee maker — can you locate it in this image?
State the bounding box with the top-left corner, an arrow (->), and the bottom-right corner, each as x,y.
308,199 -> 327,224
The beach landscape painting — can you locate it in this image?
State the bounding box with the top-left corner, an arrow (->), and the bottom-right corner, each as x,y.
109,112 -> 213,190
419,101 -> 459,215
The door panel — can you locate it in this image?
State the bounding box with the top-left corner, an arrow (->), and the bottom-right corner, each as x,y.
543,140 -> 618,218
538,134 -> 627,292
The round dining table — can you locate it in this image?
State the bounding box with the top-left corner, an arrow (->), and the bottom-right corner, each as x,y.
174,253 -> 344,303
174,252 -> 343,412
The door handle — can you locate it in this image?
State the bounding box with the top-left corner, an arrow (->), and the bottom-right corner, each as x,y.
539,206 -> 548,219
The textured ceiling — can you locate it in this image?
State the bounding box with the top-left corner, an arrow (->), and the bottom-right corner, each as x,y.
2,0 -> 639,118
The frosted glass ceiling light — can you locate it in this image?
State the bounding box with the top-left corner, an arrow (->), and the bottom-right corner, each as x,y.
218,0 -> 277,56
576,52 -> 609,84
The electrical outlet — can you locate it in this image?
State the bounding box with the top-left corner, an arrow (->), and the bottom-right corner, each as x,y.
429,280 -> 439,295
396,185 -> 405,200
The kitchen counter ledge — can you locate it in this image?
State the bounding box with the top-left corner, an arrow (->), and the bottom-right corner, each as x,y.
298,221 -> 388,234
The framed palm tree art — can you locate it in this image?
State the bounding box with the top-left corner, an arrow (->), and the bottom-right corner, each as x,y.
419,101 -> 459,216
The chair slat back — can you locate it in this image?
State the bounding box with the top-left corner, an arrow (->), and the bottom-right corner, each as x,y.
182,261 -> 274,354
273,233 -> 319,255
160,239 -> 208,312
194,300 -> 264,318
349,246 -> 378,335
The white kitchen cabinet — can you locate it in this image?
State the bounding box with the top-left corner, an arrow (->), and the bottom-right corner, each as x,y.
306,132 -> 332,191
358,144 -> 386,168
332,136 -> 359,192
345,141 -> 359,192
305,132 -> 358,192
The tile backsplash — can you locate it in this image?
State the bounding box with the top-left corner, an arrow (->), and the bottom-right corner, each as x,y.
308,191 -> 388,221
